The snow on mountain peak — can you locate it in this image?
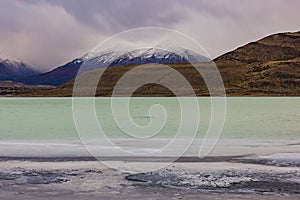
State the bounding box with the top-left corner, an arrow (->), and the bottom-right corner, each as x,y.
0,53 -> 39,81
0,53 -> 27,68
81,43 -> 210,68
83,39 -> 210,60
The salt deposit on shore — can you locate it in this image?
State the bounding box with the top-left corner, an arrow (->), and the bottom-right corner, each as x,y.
0,158 -> 299,200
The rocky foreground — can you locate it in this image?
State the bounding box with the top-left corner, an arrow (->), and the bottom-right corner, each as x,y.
0,160 -> 299,200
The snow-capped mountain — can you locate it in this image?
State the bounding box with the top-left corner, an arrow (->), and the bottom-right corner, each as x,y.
0,54 -> 38,81
81,47 -> 210,71
19,47 -> 210,86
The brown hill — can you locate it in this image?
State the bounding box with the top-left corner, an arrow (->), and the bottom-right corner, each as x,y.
18,31 -> 300,97
214,31 -> 300,95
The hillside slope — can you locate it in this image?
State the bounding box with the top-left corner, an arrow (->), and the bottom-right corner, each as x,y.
19,59 -> 83,86
214,31 -> 300,95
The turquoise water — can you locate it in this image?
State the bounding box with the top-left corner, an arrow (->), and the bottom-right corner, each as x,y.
0,97 -> 299,141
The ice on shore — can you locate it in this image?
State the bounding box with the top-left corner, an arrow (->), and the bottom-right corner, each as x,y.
257,153 -> 300,167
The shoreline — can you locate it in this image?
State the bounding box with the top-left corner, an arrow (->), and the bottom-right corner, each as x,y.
0,153 -> 299,168
0,155 -> 248,162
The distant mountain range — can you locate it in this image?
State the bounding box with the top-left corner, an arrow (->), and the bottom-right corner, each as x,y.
0,55 -> 38,81
0,31 -> 299,96
18,47 -> 209,86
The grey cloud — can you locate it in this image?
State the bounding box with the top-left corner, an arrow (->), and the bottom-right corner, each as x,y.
47,0 -> 186,32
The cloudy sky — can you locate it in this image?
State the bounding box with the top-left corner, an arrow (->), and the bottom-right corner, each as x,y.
0,0 -> 299,72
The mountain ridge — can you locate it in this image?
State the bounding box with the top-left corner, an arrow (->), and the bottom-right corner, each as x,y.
52,31 -> 300,96
1,31 -> 299,96
18,47 -> 209,86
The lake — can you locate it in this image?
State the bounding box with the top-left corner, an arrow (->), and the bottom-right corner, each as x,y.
0,97 -> 299,158
1,97 -> 299,140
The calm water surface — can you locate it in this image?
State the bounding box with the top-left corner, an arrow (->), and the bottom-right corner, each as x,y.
0,97 -> 299,141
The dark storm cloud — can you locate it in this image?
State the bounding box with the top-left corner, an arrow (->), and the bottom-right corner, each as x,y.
0,0 -> 300,71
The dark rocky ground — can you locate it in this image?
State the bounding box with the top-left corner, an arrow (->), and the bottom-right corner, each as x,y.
0,162 -> 299,200
126,169 -> 300,195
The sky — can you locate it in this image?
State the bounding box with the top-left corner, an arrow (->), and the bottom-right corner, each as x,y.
0,0 -> 299,72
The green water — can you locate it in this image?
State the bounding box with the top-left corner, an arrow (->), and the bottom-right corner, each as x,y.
0,97 -> 299,141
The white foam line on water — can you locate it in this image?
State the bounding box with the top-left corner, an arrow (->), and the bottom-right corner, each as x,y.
0,142 -> 82,147
259,153 -> 300,161
0,141 -> 125,150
